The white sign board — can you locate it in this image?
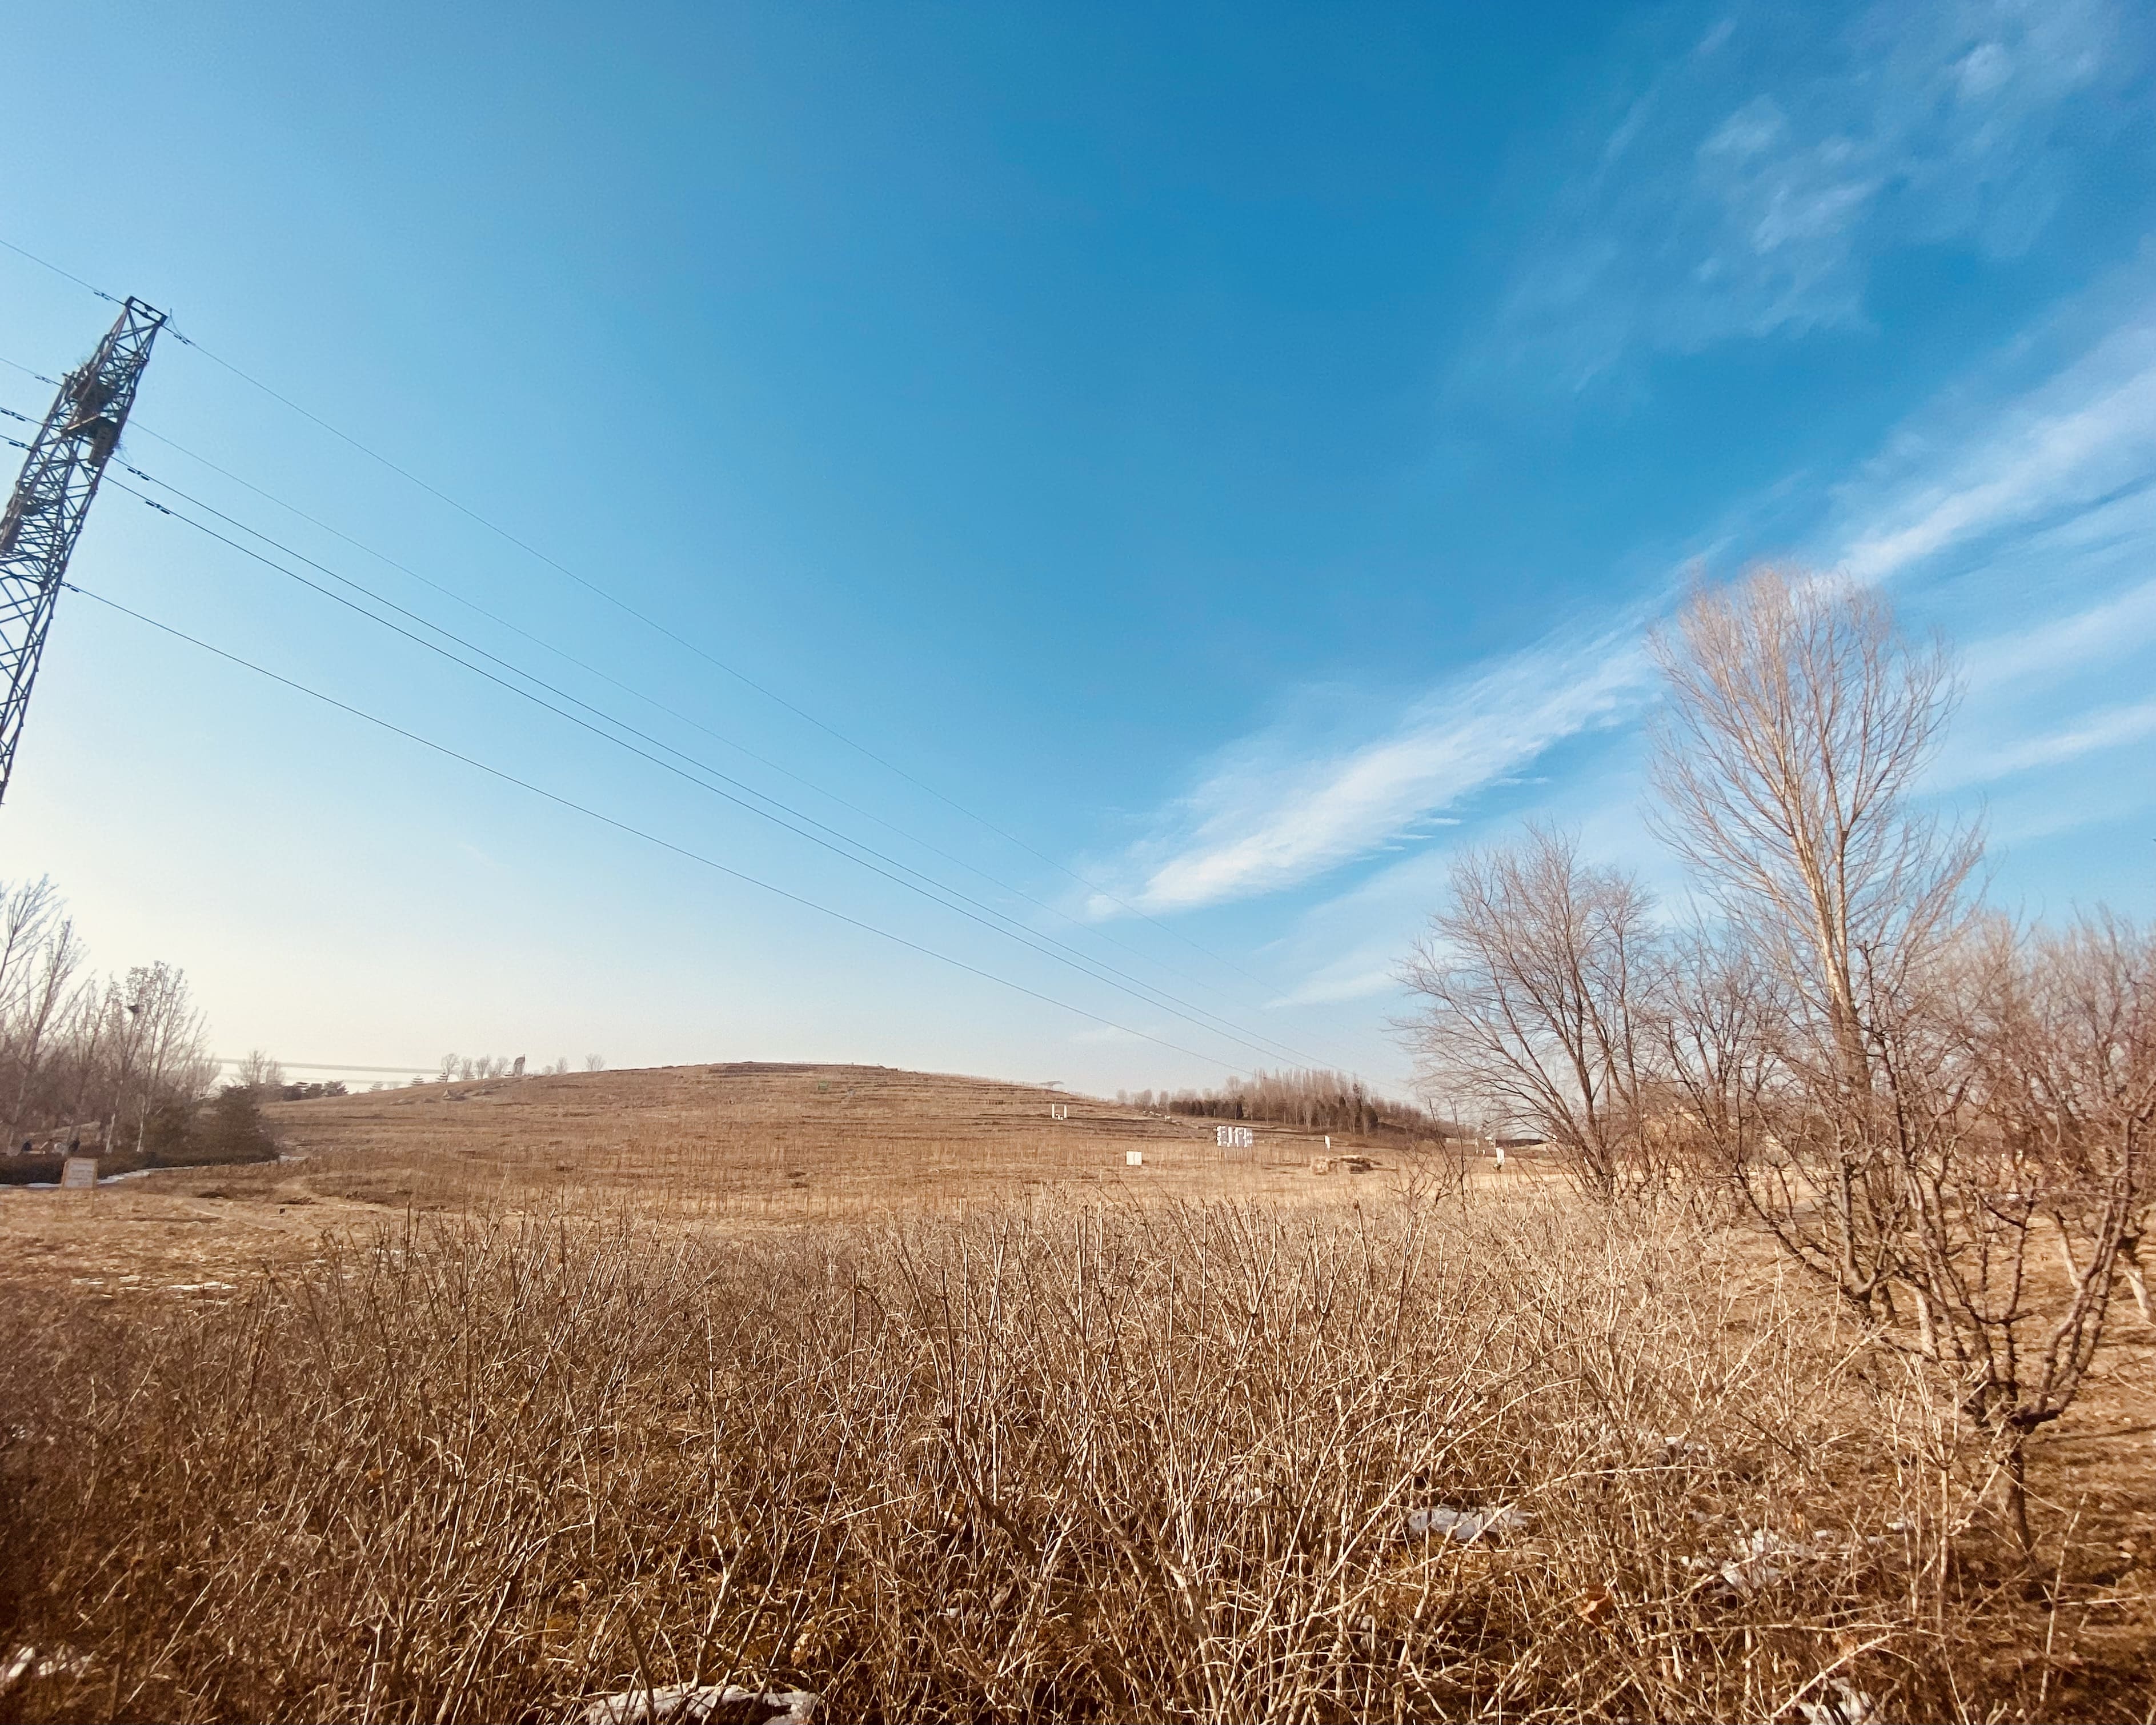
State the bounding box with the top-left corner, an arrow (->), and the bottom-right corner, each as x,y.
59,1156 -> 98,1190
1050,1103 -> 1068,1120
1215,1125 -> 1254,1150
1126,1150 -> 1144,1166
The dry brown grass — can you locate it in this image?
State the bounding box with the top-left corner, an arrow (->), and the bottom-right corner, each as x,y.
265,1062 -> 1396,1224
1,1064 -> 2150,1722
0,1064 -> 1372,1300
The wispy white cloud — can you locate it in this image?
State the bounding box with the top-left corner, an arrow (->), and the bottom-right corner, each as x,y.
1961,575 -> 2156,688
1095,626 -> 1651,915
1265,966 -> 1399,1010
1979,769 -> 2156,846
1755,286 -> 2156,880
1816,277 -> 2156,807
1099,196 -> 2156,947
1987,702 -> 2156,774
1104,281 -> 2156,924
1497,0 -> 2146,389
1937,698 -> 2156,789
1833,317 -> 2156,582
1256,755 -> 1696,1026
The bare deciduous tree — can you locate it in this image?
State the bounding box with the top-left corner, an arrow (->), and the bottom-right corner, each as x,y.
2012,914 -> 2156,1326
1146,1068 -> 1446,1140
0,878 -> 213,1156
122,963 -> 214,1151
1649,570 -> 1979,1094
1399,571 -> 2147,1550
1647,569 -> 2146,1548
1400,826 -> 1660,1196
2,882 -> 82,1146
234,1049 -> 286,1093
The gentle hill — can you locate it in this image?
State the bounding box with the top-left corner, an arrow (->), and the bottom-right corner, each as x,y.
259,1061 -> 1413,1223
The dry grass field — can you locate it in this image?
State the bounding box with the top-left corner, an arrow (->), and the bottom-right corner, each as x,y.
0,1064 -> 1362,1300
1,1063 -> 2151,1723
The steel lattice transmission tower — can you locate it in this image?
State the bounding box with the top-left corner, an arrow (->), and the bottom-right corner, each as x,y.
0,297 -> 166,809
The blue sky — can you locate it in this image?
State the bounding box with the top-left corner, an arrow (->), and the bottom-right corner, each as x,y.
2,0 -> 2152,1095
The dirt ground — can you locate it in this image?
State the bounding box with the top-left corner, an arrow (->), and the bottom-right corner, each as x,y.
0,1062 -> 1444,1298
5,1060 -> 2150,1712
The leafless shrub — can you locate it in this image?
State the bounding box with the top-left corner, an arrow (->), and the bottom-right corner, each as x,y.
0,1196 -> 1994,1723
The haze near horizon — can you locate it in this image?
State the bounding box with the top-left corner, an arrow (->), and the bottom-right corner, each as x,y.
2,0 -> 2151,1093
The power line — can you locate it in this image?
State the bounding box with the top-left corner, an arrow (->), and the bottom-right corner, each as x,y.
0,237 -> 1277,990
69,581 -> 1249,1075
106,434 -> 1368,1065
214,1059 -> 427,1075
0,357 -> 59,389
15,358 -> 1369,1073
2,241 -> 1386,1088
110,474 -> 1332,1071
179,326 -> 1279,988
0,237 -> 126,309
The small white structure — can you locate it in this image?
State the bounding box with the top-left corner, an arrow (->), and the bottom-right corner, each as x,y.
1127,1150 -> 1144,1167
1494,1146 -> 1506,1170
1049,1103 -> 1068,1120
59,1155 -> 97,1190
1215,1124 -> 1254,1150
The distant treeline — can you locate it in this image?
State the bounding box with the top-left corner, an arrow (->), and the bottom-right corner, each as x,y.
0,876 -> 283,1183
1,875 -> 217,1156
1116,1068 -> 1452,1142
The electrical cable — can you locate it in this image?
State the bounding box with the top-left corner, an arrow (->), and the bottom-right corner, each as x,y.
17,380 -> 1358,1071
66,581 -> 1247,1074
3,243 -> 1382,1080
0,238 -> 1279,989
109,478 -> 1330,1070
107,437 -> 1370,1067
0,237 -> 126,309
0,355 -> 58,387
181,330 -> 1274,982
7,346 -> 1368,1071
